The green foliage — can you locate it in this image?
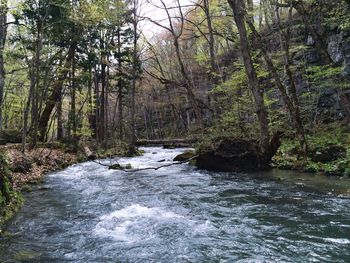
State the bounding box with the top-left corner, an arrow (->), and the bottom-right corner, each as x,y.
273,125 -> 350,176
305,65 -> 345,89
326,2 -> 350,30
0,153 -> 24,230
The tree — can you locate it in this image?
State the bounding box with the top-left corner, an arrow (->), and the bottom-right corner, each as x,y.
0,0 -> 8,129
146,0 -> 205,129
227,0 -> 270,153
244,1 -> 307,153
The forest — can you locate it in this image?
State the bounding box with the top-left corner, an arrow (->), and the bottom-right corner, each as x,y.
0,0 -> 349,164
0,0 -> 350,260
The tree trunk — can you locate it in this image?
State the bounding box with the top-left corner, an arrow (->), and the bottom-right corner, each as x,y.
57,92 -> 63,140
117,26 -> 124,140
245,9 -> 307,153
31,22 -> 43,147
130,0 -> 138,148
203,0 -> 217,77
276,4 -> 307,152
70,53 -> 77,146
93,65 -> 100,141
289,0 -> 332,64
104,65 -> 109,148
38,42 -> 77,141
228,0 -> 270,153
22,70 -> 36,153
100,51 -> 106,143
0,1 -> 7,130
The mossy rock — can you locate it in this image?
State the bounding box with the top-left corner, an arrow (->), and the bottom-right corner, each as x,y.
174,151 -> 195,162
125,163 -> 133,169
109,163 -> 122,170
196,138 -> 265,172
109,163 -> 133,170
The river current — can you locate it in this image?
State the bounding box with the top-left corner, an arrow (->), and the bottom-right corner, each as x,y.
1,147 -> 350,262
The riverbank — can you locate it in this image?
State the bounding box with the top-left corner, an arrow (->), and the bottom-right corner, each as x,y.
0,142 -> 130,232
272,128 -> 350,177
193,123 -> 350,177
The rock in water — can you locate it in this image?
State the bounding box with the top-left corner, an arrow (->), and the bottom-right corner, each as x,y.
196,136 -> 280,172
173,151 -> 195,162
109,164 -> 122,170
108,163 -> 133,170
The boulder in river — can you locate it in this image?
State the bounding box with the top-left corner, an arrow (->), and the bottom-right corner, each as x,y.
109,163 -> 133,170
195,135 -> 281,172
173,151 -> 195,162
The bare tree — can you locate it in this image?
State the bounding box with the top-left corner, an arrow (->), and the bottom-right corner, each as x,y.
145,0 -> 204,128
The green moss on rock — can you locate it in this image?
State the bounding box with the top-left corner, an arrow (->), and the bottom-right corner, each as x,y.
0,153 -> 24,231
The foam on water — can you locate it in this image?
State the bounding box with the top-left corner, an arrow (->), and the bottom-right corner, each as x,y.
323,238 -> 350,244
94,204 -> 186,242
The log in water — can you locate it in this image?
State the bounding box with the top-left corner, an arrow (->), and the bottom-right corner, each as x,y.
0,147 -> 349,262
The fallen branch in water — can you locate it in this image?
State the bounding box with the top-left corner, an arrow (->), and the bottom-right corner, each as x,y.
92,155 -> 198,172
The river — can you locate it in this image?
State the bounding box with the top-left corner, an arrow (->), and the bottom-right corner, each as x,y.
1,147 -> 350,262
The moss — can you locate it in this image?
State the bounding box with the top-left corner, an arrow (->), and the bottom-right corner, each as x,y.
125,163 -> 133,169
109,163 -> 133,170
0,187 -> 24,231
0,153 -> 24,231
77,154 -> 88,163
273,128 -> 350,177
174,151 -> 195,162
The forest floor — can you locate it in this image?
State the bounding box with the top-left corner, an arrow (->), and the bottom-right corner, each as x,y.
5,146 -> 78,191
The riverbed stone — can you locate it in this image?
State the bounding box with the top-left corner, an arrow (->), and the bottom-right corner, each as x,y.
173,151 -> 195,162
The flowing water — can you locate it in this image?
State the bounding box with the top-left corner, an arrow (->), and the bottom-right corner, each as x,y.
1,147 -> 350,263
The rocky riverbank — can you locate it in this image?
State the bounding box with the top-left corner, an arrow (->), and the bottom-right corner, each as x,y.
0,145 -> 79,231
0,142 -> 129,232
